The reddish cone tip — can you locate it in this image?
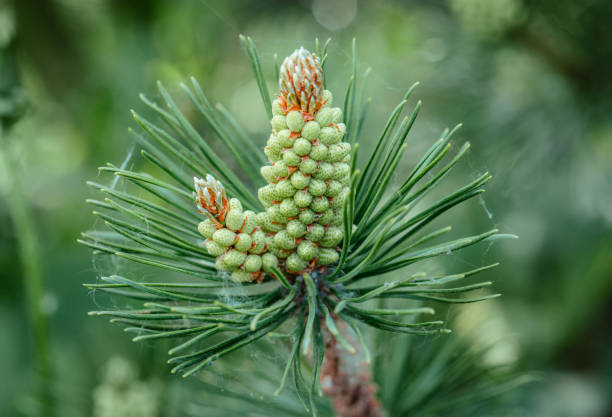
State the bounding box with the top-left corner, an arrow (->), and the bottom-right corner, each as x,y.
279,47 -> 324,114
194,175 -> 230,221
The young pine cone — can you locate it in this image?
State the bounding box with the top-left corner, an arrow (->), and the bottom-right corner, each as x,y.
257,47 -> 351,274
194,175 -> 277,282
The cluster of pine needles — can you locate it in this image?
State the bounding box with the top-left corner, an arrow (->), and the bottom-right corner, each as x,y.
81,37 -> 515,414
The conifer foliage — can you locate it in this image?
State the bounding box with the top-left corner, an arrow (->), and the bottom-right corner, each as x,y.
82,36 -> 509,416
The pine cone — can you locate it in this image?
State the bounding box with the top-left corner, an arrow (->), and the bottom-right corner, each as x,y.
258,47 -> 351,274
194,175 -> 276,282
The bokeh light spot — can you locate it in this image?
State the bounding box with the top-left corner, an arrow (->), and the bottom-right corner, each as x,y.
312,0 -> 358,31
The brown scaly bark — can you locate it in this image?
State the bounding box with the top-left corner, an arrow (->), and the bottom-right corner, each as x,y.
320,331 -> 383,417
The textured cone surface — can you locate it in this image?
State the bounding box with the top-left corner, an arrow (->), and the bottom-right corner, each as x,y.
279,47 -> 325,114
194,176 -> 270,282
260,47 -> 350,274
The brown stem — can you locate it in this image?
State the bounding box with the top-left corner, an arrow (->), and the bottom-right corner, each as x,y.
320,328 -> 384,417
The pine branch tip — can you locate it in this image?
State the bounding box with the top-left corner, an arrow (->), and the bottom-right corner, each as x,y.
79,39 -> 512,404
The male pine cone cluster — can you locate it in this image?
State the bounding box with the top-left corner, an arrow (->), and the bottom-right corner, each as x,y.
194,47 -> 351,282
194,175 -> 277,283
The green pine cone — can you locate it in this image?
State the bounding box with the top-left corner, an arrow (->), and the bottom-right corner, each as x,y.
194,48 -> 350,280
194,176 -> 272,282
258,47 -> 350,274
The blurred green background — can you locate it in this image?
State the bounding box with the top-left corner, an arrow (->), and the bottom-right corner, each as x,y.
1,0 -> 611,416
